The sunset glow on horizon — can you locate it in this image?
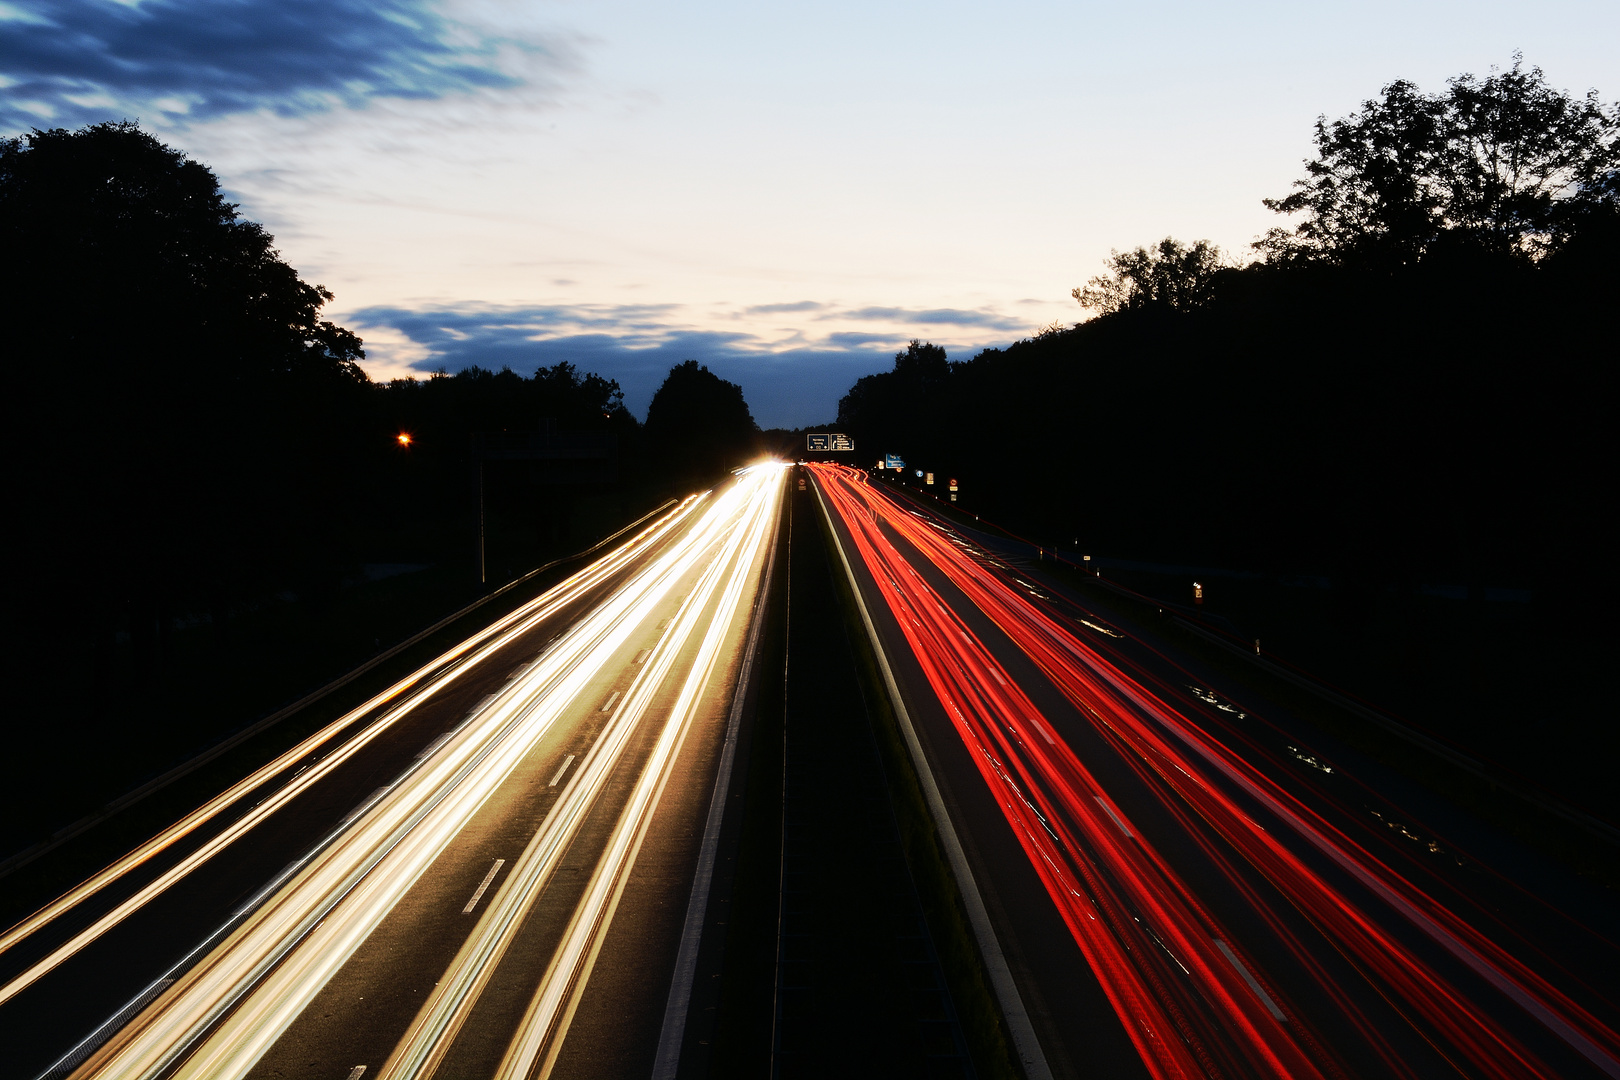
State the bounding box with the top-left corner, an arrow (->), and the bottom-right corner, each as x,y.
6,0 -> 1615,425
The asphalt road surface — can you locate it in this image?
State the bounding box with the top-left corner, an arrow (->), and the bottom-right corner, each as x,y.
809,462 -> 1620,1080
10,457 -> 1620,1080
0,464 -> 784,1080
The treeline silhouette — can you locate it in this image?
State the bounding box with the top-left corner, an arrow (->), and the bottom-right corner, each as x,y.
837,58 -> 1618,629
3,122 -> 759,723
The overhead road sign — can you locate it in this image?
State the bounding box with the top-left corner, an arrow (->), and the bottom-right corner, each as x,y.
806,433 -> 855,452
885,454 -> 904,470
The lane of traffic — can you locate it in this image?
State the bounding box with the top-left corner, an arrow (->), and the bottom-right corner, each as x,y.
812,462 -> 1620,1080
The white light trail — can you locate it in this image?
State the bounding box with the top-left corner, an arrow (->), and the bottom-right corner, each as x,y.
387,463 -> 781,1080
493,464 -> 780,1080
69,466 -> 784,1080
1,497 -> 703,1006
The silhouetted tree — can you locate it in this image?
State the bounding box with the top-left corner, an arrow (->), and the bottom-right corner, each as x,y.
1259,55 -> 1619,265
836,340 -> 955,461
643,360 -> 758,485
835,60 -> 1616,634
3,121 -> 369,694
1072,238 -> 1226,314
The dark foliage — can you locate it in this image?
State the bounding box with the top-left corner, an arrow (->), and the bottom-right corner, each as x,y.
1259,55 -> 1619,265
4,122 -> 372,697
643,359 -> 760,484
2,124 -> 760,760
837,63 -> 1618,630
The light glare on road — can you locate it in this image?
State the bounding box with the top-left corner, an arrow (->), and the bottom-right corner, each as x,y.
56,465 -> 784,1080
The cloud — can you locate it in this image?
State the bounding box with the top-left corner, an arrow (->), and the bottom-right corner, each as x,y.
834,306 -> 1029,330
743,301 -> 824,315
0,0 -> 547,131
345,302 -> 937,428
823,331 -> 898,347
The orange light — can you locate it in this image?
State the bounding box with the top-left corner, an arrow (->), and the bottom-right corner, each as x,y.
397,433 -> 413,447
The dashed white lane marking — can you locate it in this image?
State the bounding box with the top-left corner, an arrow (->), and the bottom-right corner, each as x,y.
462,859 -> 506,914
548,754 -> 577,788
1094,796 -> 1134,838
1214,938 -> 1287,1020
633,649 -> 650,664
346,1067 -> 368,1080
600,691 -> 622,713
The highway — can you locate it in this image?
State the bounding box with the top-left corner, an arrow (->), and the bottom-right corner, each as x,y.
0,463 -> 785,1080
809,462 -> 1620,1080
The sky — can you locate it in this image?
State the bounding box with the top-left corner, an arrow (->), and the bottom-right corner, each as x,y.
4,0 -> 1617,426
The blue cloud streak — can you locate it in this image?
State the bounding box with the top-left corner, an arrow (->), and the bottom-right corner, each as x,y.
834,306 -> 1028,330
351,305 -> 943,428
0,0 -> 526,130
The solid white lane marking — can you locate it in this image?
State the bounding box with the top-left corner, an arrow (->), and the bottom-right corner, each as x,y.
548,755 -> 576,788
1094,797 -> 1134,838
413,734 -> 451,761
812,478 -> 1055,1080
1214,938 -> 1286,1021
463,860 -> 507,914
340,788 -> 392,826
599,691 -> 621,713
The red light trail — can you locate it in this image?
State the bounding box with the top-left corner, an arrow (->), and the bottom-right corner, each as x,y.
811,463 -> 1620,1080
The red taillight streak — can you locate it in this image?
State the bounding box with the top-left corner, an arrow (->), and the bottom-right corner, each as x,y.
813,464 -> 1620,1080
817,467 -> 1323,1080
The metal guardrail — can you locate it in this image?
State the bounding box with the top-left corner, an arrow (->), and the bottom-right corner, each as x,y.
0,499 -> 680,882
877,479 -> 1620,851
1168,615 -> 1620,849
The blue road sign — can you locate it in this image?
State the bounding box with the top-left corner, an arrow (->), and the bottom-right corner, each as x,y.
885,454 -> 904,470
807,434 -> 830,451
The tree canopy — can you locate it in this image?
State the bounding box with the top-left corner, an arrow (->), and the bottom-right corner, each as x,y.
2,121 -> 366,381
1258,55 -> 1619,265
1072,237 -> 1226,315
837,59 -> 1616,635
643,360 -> 758,482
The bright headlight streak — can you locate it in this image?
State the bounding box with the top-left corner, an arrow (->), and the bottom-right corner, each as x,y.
378,464 -> 784,1080
71,474 -> 775,1080
0,497 -> 705,1004
495,464 -> 783,1080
